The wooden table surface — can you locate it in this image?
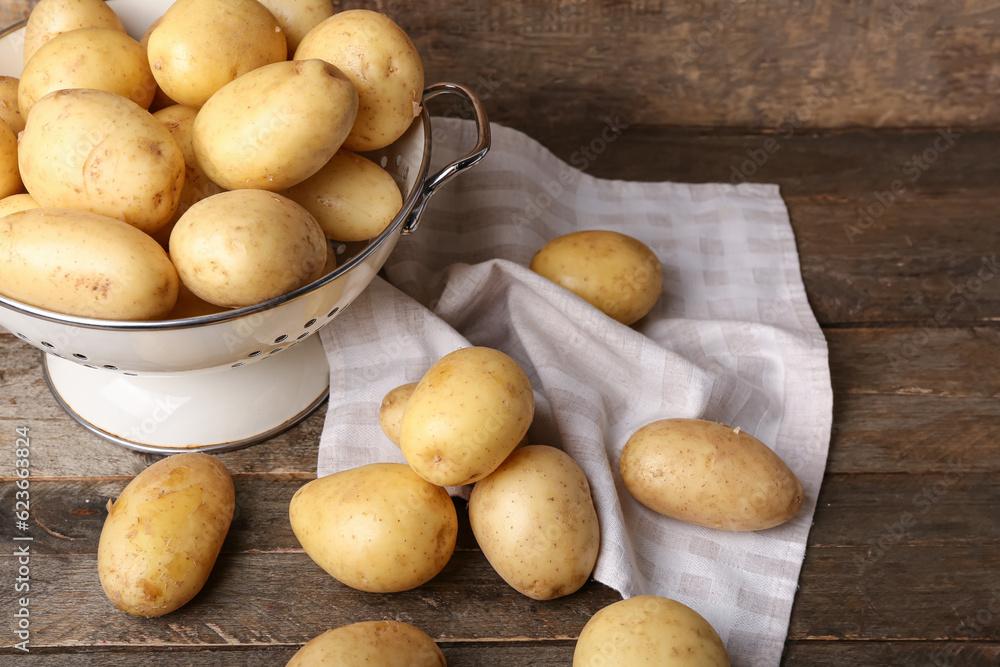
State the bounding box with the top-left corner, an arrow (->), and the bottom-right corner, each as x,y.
2,1 -> 1000,665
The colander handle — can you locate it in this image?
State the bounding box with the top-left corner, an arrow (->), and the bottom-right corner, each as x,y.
401,82 -> 491,235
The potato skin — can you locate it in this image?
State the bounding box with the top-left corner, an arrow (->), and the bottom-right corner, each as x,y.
0,76 -> 25,134
256,0 -> 334,55
0,194 -> 39,218
97,453 -> 235,618
150,104 -> 226,247
18,88 -> 186,234
22,0 -> 126,66
193,59 -> 358,191
287,621 -> 446,667
0,208 -> 178,320
379,382 -> 418,448
146,0 -> 287,108
400,346 -> 535,487
18,27 -> 156,118
469,445 -> 600,600
169,189 -> 328,308
284,149 -> 403,242
573,595 -> 730,666
289,463 -> 457,593
295,9 -> 424,151
0,121 -> 21,200
619,419 -> 804,531
530,230 -> 663,325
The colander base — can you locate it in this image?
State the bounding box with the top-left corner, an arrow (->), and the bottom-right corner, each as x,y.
42,335 -> 331,454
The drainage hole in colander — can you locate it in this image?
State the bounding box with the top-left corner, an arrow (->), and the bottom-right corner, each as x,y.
335,243 -> 347,255
41,341 -> 55,349
402,165 -> 410,179
380,155 -> 388,168
327,306 -> 339,318
73,353 -> 88,360
84,364 -> 97,369
269,347 -> 283,355
248,350 -> 263,357
274,334 -> 288,343
304,318 -> 317,328
15,332 -> 29,341
394,154 -> 402,167
124,372 -> 138,377
296,331 -> 310,340
232,362 -> 245,368
103,365 -> 118,370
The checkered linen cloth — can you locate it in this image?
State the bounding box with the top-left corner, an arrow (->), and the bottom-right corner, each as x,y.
317,118 -> 832,666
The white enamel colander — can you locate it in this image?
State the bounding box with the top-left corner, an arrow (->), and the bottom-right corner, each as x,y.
0,1 -> 490,453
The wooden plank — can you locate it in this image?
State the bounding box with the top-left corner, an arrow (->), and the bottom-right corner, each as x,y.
783,641 -> 1000,666
0,551 -> 622,648
829,394 -> 1000,473
5,3 -> 1000,130
789,545 -> 1000,641
829,327 -> 1000,398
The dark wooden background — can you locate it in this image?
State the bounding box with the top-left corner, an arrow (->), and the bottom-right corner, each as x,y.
2,0 -> 999,665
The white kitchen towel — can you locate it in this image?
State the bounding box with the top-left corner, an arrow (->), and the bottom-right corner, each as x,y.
317,117 -> 832,667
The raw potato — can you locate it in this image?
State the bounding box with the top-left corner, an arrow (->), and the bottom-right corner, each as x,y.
0,76 -> 25,134
285,149 -> 403,242
289,462 -> 458,593
573,595 -> 730,666
619,418 -> 804,531
139,18 -> 177,112
97,453 -> 235,617
295,9 -> 424,151
256,0 -> 335,56
0,208 -> 179,320
18,88 -> 185,234
18,27 -> 156,118
170,190 -> 328,308
146,0 -> 287,108
530,230 -> 663,325
469,445 -> 600,600
22,0 -> 126,66
0,194 -> 39,218
400,346 -> 535,487
287,621 -> 446,667
193,59 -> 358,191
151,104 -> 226,247
0,121 -> 21,199
379,382 -> 418,447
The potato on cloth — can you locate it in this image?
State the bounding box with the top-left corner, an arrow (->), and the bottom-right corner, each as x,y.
310,120 -> 832,665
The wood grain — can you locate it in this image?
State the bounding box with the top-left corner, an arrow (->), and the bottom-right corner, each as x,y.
4,2 -> 1000,130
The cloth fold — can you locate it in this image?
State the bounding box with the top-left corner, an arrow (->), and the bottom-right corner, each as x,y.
317,118 -> 832,666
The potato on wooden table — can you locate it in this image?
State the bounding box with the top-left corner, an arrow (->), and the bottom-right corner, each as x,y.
289,462 -> 458,593
97,453 -> 235,617
287,620 -> 446,666
574,595 -> 730,666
